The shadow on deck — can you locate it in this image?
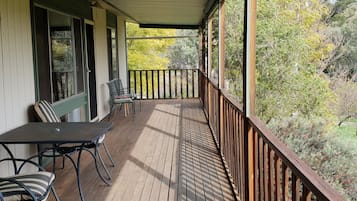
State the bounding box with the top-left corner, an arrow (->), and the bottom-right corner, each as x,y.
48,99 -> 235,201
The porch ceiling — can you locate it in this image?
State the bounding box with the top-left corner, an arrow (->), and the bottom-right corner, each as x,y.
102,0 -> 216,28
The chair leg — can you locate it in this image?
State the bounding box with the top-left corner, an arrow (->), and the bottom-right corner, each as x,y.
132,102 -> 135,120
102,142 -> 115,167
62,156 -> 65,169
51,186 -> 60,201
83,148 -> 111,185
52,149 -> 56,173
96,146 -> 112,180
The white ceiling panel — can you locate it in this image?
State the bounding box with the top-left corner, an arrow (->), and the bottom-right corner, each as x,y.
103,0 -> 214,27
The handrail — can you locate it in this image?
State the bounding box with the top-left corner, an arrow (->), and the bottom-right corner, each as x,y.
198,70 -> 345,201
128,69 -> 199,99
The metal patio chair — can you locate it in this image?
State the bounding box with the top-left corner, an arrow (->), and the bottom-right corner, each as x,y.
107,80 -> 135,117
0,154 -> 60,201
33,100 -> 115,184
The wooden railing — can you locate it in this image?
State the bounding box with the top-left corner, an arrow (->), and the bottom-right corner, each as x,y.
199,70 -> 345,201
128,69 -> 199,99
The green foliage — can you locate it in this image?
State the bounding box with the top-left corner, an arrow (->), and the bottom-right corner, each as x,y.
255,0 -> 333,123
126,23 -> 176,70
270,115 -> 357,200
224,0 -> 334,121
224,0 -> 245,102
167,30 -> 198,69
323,0 -> 357,81
333,81 -> 357,123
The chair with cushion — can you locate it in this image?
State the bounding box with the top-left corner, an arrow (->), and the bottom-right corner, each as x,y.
115,79 -> 141,112
0,155 -> 60,201
107,80 -> 135,117
33,100 -> 114,184
114,79 -> 133,98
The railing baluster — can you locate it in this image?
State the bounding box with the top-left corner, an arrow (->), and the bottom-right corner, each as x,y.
180,69 -> 183,98
192,70 -> 195,98
259,137 -> 264,201
302,185 -> 312,201
186,69 -> 189,98
254,130 -> 259,201
264,144 -> 270,201
282,163 -> 289,201
276,158 -> 282,201
175,70 -> 177,98
169,70 -> 172,98
134,71 -> 137,96
140,70 -> 143,99
163,70 -> 166,98
157,70 -> 160,99
151,70 -> 154,99
292,174 -> 301,201
270,150 -> 275,201
144,70 -> 147,99
240,113 -> 245,196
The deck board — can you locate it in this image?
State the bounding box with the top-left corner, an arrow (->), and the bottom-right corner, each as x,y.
47,99 -> 235,201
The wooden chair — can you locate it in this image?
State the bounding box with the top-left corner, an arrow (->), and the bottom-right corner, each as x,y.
33,100 -> 114,184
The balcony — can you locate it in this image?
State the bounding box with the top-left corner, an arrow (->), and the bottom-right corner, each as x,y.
46,70 -> 343,201
0,0 -> 348,200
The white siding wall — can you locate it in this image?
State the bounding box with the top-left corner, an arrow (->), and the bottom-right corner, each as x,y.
118,16 -> 128,87
93,8 -> 110,120
0,0 -> 37,176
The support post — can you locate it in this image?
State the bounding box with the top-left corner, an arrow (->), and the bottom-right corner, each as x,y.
243,0 -> 257,200
207,17 -> 213,123
208,17 -> 213,79
218,0 -> 225,152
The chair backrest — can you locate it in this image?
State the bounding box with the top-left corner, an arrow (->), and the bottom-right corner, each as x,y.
107,80 -> 119,98
34,100 -> 61,123
114,78 -> 127,95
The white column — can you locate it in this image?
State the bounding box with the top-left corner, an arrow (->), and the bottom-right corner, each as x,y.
117,16 -> 128,87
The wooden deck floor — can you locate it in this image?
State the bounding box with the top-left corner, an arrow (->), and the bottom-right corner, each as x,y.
48,99 -> 235,201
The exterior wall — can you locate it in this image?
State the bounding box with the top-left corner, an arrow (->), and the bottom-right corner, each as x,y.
118,16 -> 128,87
0,0 -> 37,176
93,7 -> 110,120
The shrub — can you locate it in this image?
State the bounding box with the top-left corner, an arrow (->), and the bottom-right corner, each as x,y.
269,115 -> 357,200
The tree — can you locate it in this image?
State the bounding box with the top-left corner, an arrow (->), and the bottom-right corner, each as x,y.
167,30 -> 198,69
224,0 -> 333,123
333,80 -> 357,126
126,23 -> 176,70
323,0 -> 357,81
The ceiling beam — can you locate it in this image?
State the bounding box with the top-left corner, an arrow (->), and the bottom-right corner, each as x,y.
139,24 -> 199,29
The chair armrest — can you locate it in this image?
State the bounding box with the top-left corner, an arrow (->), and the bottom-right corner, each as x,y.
0,157 -> 46,174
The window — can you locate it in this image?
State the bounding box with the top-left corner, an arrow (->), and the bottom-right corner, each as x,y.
34,7 -> 84,103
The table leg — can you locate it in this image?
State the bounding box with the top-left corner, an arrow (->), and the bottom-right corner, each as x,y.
83,146 -> 111,185
76,147 -> 85,201
61,146 -> 85,201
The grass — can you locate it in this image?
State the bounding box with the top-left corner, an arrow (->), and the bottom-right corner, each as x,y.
332,122 -> 357,154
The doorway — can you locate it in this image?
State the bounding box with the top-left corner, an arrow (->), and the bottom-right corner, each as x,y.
85,24 -> 98,120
